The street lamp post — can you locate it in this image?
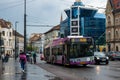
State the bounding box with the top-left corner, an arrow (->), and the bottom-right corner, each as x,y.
0,32 -> 1,56
24,0 -> 27,53
0,31 -> 4,56
15,21 -> 18,60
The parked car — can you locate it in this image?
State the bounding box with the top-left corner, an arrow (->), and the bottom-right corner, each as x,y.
107,51 -> 120,61
94,52 -> 109,65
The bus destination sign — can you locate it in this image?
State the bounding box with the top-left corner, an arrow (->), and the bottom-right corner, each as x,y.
71,38 -> 87,43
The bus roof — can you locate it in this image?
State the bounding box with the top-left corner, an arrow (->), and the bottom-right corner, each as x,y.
52,38 -> 67,46
45,36 -> 93,48
44,38 -> 67,48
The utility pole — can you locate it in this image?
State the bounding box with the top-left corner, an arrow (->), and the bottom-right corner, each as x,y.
24,0 -> 27,53
0,32 -> 1,55
15,21 -> 18,60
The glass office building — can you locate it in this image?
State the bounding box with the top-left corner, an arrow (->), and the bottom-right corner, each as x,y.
60,1 -> 105,45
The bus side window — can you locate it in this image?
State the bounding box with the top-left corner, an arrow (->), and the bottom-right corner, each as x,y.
58,48 -> 60,55
55,48 -> 57,55
52,48 -> 56,55
58,47 -> 62,55
63,45 -> 65,55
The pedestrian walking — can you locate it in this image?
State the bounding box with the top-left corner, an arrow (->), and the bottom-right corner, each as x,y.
19,51 -> 27,72
1,53 -> 5,74
29,52 -> 33,64
4,53 -> 10,62
1,53 -> 5,63
32,51 -> 37,64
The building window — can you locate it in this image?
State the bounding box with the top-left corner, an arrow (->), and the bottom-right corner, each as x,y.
7,32 -> 9,36
9,32 -> 11,37
71,21 -> 78,26
2,31 -> 5,36
119,30 -> 120,40
72,27 -> 78,33
117,2 -> 120,7
108,43 -> 111,52
115,18 -> 119,25
116,46 -> 119,51
116,30 -> 119,39
71,7 -> 78,19
108,32 -> 111,40
9,39 -> 11,46
107,16 -> 111,26
7,41 -> 8,46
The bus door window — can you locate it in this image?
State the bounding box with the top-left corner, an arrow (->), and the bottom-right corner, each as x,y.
52,48 -> 54,55
69,44 -> 74,58
46,48 -> 50,56
69,43 -> 78,58
63,44 -> 68,58
73,44 -> 78,57
62,45 -> 65,55
52,48 -> 57,55
67,44 -> 70,58
45,48 -> 50,60
79,45 -> 84,57
58,47 -> 62,55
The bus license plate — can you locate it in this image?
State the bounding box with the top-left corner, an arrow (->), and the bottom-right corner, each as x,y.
80,62 -> 85,64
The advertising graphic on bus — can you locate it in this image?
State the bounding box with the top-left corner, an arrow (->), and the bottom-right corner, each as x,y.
44,36 -> 94,66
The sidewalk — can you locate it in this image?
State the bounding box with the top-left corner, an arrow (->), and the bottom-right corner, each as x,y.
0,57 -> 56,80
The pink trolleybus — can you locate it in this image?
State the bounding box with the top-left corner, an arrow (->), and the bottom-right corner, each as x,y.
44,36 -> 94,66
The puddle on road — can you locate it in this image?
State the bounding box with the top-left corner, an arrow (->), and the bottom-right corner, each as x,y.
45,75 -> 63,80
20,73 -> 27,80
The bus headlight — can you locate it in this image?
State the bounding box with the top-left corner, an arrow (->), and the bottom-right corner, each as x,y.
96,57 -> 99,59
106,57 -> 109,60
87,58 -> 90,61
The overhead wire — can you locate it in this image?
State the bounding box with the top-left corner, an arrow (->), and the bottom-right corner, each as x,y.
27,0 -> 105,28
27,24 -> 53,27
0,0 -> 22,5
0,0 -> 37,12
0,0 -> 106,12
0,0 -> 106,27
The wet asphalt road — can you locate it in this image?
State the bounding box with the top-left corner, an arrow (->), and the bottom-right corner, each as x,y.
1,57 -> 120,80
37,61 -> 120,80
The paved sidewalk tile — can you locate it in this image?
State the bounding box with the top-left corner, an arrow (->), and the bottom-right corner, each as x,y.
1,58 -> 21,80
0,57 -> 56,80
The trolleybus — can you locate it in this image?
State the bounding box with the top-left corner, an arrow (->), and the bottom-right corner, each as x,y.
44,36 -> 94,66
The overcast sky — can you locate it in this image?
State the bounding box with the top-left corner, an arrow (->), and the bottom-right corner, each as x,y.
0,0 -> 107,37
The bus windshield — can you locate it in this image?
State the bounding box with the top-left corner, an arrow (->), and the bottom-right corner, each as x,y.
68,43 -> 93,58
